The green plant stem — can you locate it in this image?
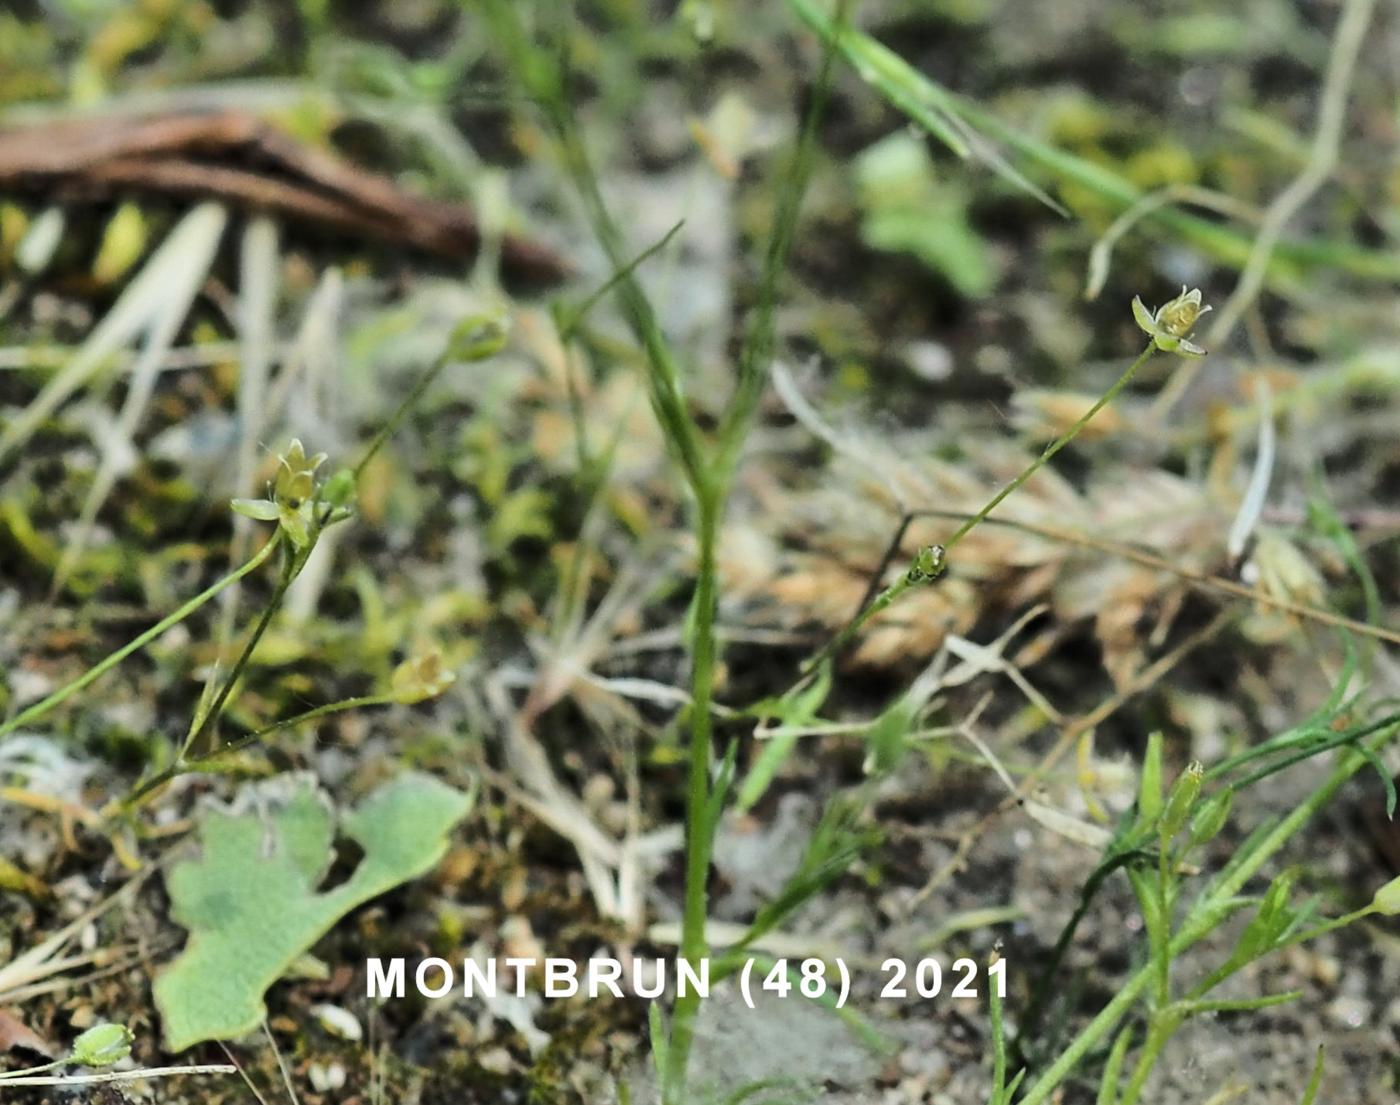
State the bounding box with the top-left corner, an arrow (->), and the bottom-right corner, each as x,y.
665,490 -> 722,1105
714,1 -> 842,479
988,955 -> 1008,1105
797,340 -> 1153,686
802,561 -> 926,674
1116,1011 -> 1178,1105
1015,850 -> 1146,1064
1205,711 -> 1400,792
1125,860 -> 1172,1042
482,7 -> 839,1100
944,342 -> 1155,552
556,221 -> 685,345
181,540 -> 299,758
1119,990 -> 1298,1105
1096,1025 -> 1133,1105
1300,1047 -> 1325,1105
121,694 -> 394,810
1014,740 -> 1385,1105
0,535 -> 280,742
0,1058 -> 63,1081
1018,967 -> 1155,1105
352,340 -> 475,481
1274,905 -> 1377,951
1175,992 -> 1301,1016
190,693 -> 396,767
1155,845 -> 1171,1007
483,0 -> 707,492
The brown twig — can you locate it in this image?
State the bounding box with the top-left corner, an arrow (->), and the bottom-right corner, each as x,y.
0,110 -> 571,284
907,609 -> 1236,912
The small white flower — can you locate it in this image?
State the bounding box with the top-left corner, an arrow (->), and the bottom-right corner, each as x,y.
229,438 -> 329,549
1132,285 -> 1212,357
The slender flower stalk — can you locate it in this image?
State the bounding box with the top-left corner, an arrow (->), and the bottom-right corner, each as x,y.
0,536 -> 280,742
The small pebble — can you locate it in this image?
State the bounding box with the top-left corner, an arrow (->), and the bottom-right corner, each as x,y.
1328,994 -> 1370,1029
901,340 -> 953,382
479,1046 -> 514,1074
310,1003 -> 362,1041
308,1061 -> 346,1092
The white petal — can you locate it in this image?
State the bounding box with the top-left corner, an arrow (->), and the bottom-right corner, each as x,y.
230,498 -> 280,521
1131,296 -> 1158,334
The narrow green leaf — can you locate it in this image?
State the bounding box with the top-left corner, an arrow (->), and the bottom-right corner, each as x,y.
1138,733 -> 1163,825
1096,1024 -> 1132,1105
1355,741 -> 1397,818
649,1002 -> 670,1084
737,664 -> 832,812
787,0 -> 1400,281
1298,1047 -> 1324,1105
1176,989 -> 1302,1016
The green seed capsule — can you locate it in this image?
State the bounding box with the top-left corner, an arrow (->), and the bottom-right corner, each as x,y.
322,468 -> 356,509
448,313 -> 510,363
1159,760 -> 1203,843
1188,788 -> 1232,848
907,544 -> 947,584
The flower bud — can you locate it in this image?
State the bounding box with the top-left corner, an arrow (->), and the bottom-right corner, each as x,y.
1371,875 -> 1400,916
322,468 -> 357,510
448,313 -> 509,363
1159,760 -> 1203,842
390,651 -> 456,704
